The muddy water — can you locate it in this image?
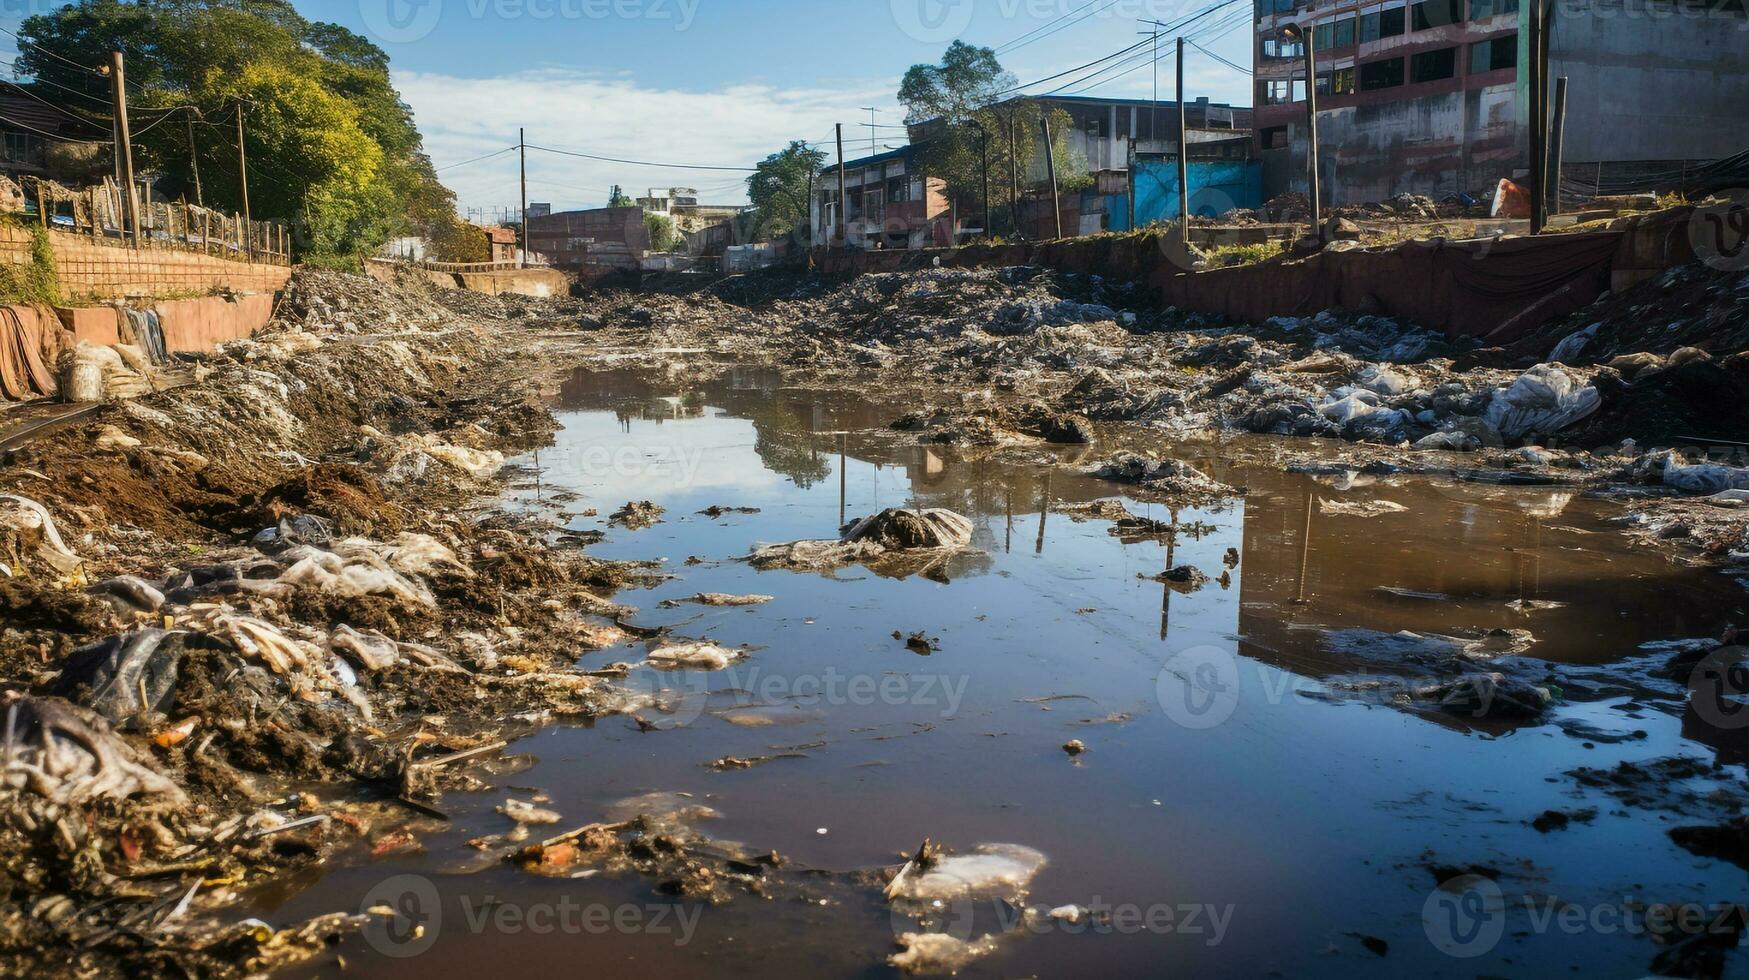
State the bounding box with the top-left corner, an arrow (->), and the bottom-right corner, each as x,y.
276,367 -> 1748,978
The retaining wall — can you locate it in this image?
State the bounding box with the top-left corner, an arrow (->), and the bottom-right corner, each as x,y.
365,258 -> 571,298
808,208 -> 1707,340
0,224 -> 291,302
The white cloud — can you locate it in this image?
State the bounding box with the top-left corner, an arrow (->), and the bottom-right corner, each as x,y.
396,67 -> 901,215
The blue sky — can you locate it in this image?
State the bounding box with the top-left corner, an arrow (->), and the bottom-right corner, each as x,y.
6,1 -> 1258,213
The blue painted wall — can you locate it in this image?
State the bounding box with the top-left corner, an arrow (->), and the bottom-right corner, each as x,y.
1107,159 -> 1264,232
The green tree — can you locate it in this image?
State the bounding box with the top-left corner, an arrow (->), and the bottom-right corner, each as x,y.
608,185 -> 634,208
747,141 -> 825,244
898,41 -> 1014,126
898,43 -> 1085,235
645,211 -> 680,252
16,0 -> 460,265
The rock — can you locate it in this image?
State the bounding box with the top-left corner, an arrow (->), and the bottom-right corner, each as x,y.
1063,739 -> 1086,756
841,509 -> 973,549
1414,673 -> 1552,721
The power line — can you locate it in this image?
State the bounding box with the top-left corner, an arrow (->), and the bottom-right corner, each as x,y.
0,26 -> 108,81
0,76 -> 107,127
525,143 -> 756,172
0,57 -> 114,110
0,112 -> 105,144
435,146 -> 517,172
996,0 -> 1122,55
1187,38 -> 1252,76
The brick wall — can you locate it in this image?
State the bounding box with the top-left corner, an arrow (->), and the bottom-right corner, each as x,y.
0,223 -> 290,302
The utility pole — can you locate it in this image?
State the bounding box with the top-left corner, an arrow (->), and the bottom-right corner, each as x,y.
1008,112 -> 1021,238
1151,28 -> 1160,144
1176,36 -> 1190,233
519,127 -> 528,267
978,123 -> 991,240
835,123 -> 847,247
109,50 -> 140,245
1528,0 -> 1547,234
185,110 -> 203,208
1549,75 -> 1568,220
1301,25 -> 1321,232
1040,115 -> 1062,240
235,100 -> 252,260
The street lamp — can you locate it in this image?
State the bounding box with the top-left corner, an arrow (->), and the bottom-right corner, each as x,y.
1280,22 -> 1322,232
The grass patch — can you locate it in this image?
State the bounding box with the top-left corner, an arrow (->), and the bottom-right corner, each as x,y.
1203,239 -> 1286,268
0,217 -> 62,306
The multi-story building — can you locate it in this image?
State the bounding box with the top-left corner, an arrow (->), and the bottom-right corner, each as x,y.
811,145 -> 953,249
1252,0 -> 1749,204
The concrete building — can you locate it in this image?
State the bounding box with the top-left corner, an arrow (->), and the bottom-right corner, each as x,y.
1022,94 -> 1252,173
526,206 -> 649,272
1253,0 -> 1749,205
811,145 -> 953,249
637,186 -> 747,234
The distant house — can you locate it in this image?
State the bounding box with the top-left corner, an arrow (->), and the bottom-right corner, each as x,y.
526,206 -> 650,273
811,144 -> 952,250
0,92 -> 108,180
637,186 -> 748,234
482,224 -> 517,263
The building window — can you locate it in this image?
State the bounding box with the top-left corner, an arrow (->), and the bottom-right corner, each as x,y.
1261,37 -> 1305,59
1468,34 -> 1517,72
1359,57 -> 1405,89
1359,6 -> 1406,41
1261,79 -> 1297,105
1470,0 -> 1518,18
1316,67 -> 1358,95
1260,125 -> 1289,149
1411,46 -> 1457,81
1314,15 -> 1357,49
2,132 -> 28,163
1411,0 -> 1464,30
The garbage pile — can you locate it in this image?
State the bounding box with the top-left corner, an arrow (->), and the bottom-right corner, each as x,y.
0,269 -> 650,976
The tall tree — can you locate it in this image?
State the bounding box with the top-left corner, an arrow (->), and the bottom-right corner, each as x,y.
746,141 -> 825,244
15,0 -> 463,264
898,43 -> 1085,233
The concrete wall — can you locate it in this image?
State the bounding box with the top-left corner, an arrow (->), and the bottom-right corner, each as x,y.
1552,0 -> 1749,164
47,294 -> 277,354
809,207 -> 1700,340
0,224 -> 291,302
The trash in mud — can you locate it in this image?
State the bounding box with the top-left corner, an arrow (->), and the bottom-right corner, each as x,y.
647,641 -> 743,670
609,500 -> 666,529
1086,453 -> 1240,501
658,592 -> 774,608
749,508 -> 988,581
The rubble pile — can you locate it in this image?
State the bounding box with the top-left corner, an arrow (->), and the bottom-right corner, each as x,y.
0,270 -> 648,976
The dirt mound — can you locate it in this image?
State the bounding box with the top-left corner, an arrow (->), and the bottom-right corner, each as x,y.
244,464 -> 403,537
0,580 -> 109,634
1566,353 -> 1749,448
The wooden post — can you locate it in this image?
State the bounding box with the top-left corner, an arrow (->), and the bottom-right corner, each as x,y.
518,127 -> 528,268
1008,111 -> 1020,238
1528,0 -> 1546,234
979,123 -> 991,240
835,123 -> 847,247
1549,75 -> 1568,218
1302,27 -> 1321,232
1040,115 -> 1062,240
185,112 -> 203,208
88,187 -> 97,239
235,102 -> 252,260
110,51 -> 141,245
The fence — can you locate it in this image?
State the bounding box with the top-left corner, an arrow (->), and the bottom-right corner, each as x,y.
20,175 -> 290,266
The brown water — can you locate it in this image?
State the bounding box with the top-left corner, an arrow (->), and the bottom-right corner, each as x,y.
274,366 -> 1749,978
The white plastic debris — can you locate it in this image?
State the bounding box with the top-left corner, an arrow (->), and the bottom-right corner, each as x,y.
0,494 -> 84,575
1483,364 -> 1602,440
1665,458 -> 1749,495
647,642 -> 742,671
